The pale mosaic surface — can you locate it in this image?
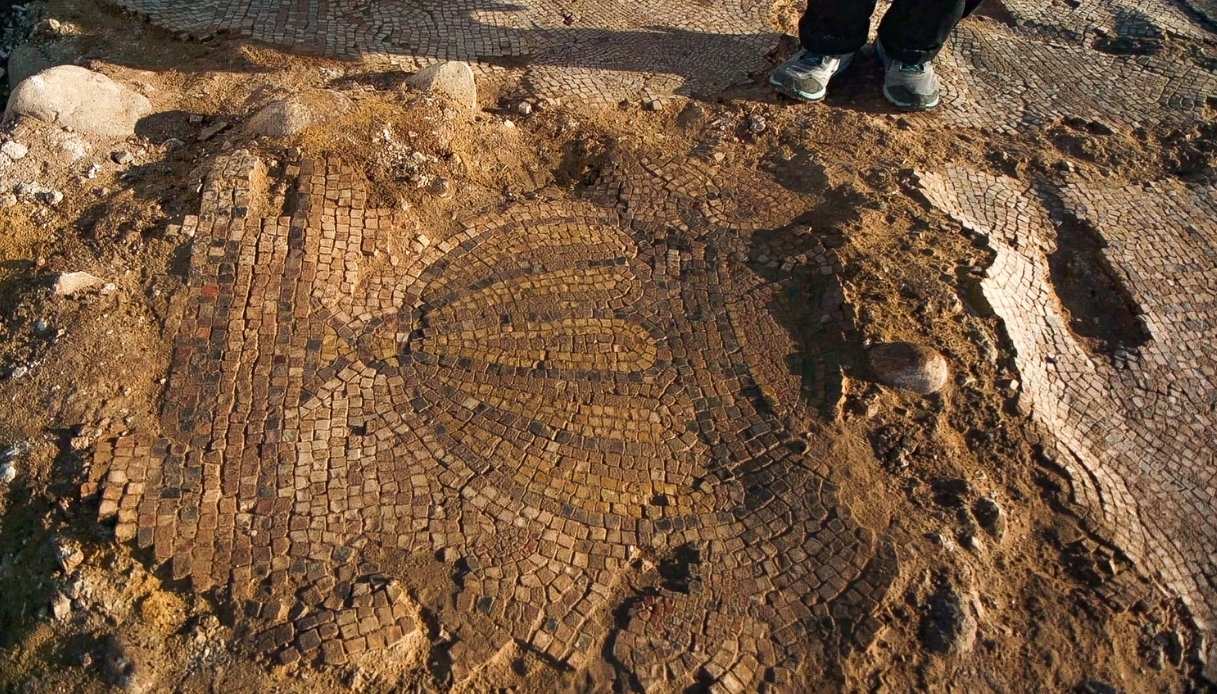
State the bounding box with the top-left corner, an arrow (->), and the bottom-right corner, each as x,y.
111,0 -> 1217,126
918,166 -> 1217,675
111,0 -> 778,100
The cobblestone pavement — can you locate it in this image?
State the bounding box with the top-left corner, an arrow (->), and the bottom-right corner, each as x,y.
87,149 -> 896,688
918,167 -> 1217,676
110,0 -> 777,101
111,0 -> 1217,126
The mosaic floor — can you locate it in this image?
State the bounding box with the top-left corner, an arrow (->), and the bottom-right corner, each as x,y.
111,0 -> 777,101
918,167 -> 1217,676
87,0 -> 1217,682
111,0 -> 1217,124
87,149 -> 895,688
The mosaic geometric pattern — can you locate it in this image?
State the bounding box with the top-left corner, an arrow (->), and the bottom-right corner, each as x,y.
109,0 -> 777,101
87,149 -> 896,687
917,166 -> 1217,676
936,20 -> 1217,132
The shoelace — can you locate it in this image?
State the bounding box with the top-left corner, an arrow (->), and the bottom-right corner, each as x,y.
898,61 -> 928,74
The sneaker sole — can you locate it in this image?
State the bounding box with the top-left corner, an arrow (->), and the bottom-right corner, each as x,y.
882,84 -> 941,111
769,74 -> 826,102
770,54 -> 854,103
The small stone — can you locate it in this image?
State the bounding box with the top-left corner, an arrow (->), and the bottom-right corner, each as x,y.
36,18 -> 64,36
245,99 -> 315,138
54,271 -> 105,296
0,193 -> 17,208
111,150 -> 133,165
2,141 -> 29,161
516,101 -> 533,116
919,581 -> 977,655
33,318 -> 51,335
429,177 -> 451,197
959,532 -> 983,552
0,461 -> 15,484
745,113 -> 767,135
972,497 -> 1007,540
162,138 -> 185,149
55,540 -> 84,575
644,98 -> 664,112
38,190 -> 64,206
51,592 -> 72,620
931,478 -> 970,508
868,342 -> 950,394
102,637 -> 148,693
61,139 -> 87,160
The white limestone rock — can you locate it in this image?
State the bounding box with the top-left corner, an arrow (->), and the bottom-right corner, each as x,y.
407,61 -> 477,111
6,66 -> 152,138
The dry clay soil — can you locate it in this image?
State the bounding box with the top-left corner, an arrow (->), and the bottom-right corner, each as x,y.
0,0 -> 1215,692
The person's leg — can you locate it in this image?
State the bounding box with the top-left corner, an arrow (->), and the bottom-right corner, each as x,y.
770,0 -> 879,102
877,0 -> 967,64
874,0 -> 967,110
798,0 -> 881,57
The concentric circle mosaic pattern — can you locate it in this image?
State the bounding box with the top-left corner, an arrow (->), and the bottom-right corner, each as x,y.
87,150 -> 896,689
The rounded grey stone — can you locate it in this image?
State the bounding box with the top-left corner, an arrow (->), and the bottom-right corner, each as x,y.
868,342 -> 950,394
245,99 -> 315,138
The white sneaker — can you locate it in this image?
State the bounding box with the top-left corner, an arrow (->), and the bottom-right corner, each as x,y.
769,49 -> 855,102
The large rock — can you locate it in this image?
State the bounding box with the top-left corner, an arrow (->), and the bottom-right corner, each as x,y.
6,66 -> 152,138
406,61 -> 477,111
867,341 -> 950,394
245,99 -> 314,138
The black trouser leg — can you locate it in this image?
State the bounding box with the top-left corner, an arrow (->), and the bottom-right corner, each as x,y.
877,0 -> 967,63
798,0 -> 967,63
798,0 -> 880,56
